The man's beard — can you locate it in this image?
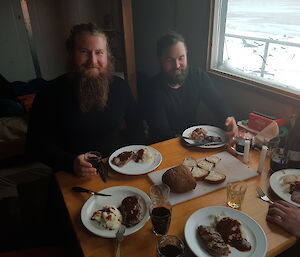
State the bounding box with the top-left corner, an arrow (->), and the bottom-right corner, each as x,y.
77,62 -> 114,113
164,66 -> 188,87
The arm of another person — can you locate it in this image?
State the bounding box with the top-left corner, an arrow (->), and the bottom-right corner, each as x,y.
26,91 -> 96,177
267,200 -> 300,238
198,70 -> 238,136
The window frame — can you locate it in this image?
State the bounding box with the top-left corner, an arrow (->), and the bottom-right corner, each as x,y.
207,0 -> 300,101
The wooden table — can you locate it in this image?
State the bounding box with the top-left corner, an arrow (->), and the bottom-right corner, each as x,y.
55,138 -> 297,257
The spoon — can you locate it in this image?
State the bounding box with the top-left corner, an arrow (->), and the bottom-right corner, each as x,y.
72,186 -> 111,196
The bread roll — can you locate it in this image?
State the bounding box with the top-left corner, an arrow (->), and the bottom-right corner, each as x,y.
162,165 -> 197,193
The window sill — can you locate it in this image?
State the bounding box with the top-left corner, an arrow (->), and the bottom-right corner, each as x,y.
207,68 -> 300,102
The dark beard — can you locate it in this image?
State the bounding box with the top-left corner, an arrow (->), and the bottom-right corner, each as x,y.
164,66 -> 189,87
77,62 -> 114,113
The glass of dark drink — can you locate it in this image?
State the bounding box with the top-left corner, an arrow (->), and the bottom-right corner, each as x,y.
156,235 -> 184,257
84,151 -> 101,170
270,147 -> 287,173
149,184 -> 172,236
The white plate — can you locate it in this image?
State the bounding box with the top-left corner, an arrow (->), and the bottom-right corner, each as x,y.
81,186 -> 151,238
269,169 -> 300,207
184,206 -> 267,257
109,145 -> 162,175
182,125 -> 227,148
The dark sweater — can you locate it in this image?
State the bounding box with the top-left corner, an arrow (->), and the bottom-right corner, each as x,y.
26,74 -> 143,172
145,67 -> 232,142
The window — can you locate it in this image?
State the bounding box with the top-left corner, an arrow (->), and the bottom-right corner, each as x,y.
209,0 -> 300,97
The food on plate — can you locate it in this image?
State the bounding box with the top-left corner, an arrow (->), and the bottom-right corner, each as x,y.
112,151 -> 135,167
162,165 -> 197,193
281,174 -> 300,192
197,159 -> 215,171
119,195 -> 143,227
190,127 -> 208,140
134,147 -> 154,163
289,181 -> 300,204
112,147 -> 154,167
191,166 -> 210,180
215,216 -> 251,252
197,225 -> 230,257
91,205 -> 122,230
198,214 -> 251,256
204,170 -> 226,184
189,127 -> 222,143
205,156 -> 221,164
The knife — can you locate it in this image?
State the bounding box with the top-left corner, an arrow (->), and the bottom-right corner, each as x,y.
97,160 -> 107,182
72,186 -> 111,196
181,136 -> 226,146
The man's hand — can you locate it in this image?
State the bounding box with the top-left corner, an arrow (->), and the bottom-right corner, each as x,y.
225,116 -> 238,138
73,154 -> 97,177
267,200 -> 300,238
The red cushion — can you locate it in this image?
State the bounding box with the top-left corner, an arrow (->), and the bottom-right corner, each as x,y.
15,94 -> 36,112
0,247 -> 66,257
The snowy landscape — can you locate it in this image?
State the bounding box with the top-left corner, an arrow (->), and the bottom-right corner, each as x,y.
221,0 -> 300,92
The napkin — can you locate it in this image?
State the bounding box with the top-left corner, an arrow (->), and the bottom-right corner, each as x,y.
254,121 -> 279,146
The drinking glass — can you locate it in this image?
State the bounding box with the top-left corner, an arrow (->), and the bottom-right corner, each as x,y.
270,147 -> 288,173
156,235 -> 184,257
84,151 -> 102,170
227,180 -> 247,210
149,184 -> 172,236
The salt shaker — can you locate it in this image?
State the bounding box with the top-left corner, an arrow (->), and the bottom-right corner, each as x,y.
257,145 -> 268,174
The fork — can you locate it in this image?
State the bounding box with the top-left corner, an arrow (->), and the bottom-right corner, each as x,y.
256,187 -> 274,204
115,224 -> 125,257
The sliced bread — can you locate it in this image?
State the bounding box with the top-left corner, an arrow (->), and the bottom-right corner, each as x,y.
204,170 -> 226,184
183,157 -> 197,167
197,159 -> 215,171
191,166 -> 209,180
205,155 -> 221,164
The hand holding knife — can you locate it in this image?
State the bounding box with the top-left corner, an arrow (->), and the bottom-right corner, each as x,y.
97,160 -> 108,182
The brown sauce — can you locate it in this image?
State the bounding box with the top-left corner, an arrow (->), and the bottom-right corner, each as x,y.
134,149 -> 144,162
118,151 -> 133,161
216,217 -> 251,252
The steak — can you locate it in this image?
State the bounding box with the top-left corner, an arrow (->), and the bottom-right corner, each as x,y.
120,195 -> 143,227
112,151 -> 135,167
197,225 -> 230,257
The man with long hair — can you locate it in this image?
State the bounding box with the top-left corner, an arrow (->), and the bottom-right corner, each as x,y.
27,23 -> 142,177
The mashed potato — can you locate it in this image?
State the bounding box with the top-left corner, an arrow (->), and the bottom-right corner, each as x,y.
141,147 -> 154,163
91,205 -> 122,230
281,175 -> 300,192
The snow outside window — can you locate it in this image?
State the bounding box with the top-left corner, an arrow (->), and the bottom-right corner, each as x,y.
210,0 -> 300,96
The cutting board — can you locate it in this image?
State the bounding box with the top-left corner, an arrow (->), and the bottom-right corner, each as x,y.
148,151 -> 258,206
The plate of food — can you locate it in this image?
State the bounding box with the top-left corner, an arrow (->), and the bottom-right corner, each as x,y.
269,169 -> 300,207
109,145 -> 162,175
81,186 -> 151,238
184,206 -> 267,257
182,125 -> 227,148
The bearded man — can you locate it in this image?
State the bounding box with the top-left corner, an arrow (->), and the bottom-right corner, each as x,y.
144,32 -> 238,143
26,23 -> 143,177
